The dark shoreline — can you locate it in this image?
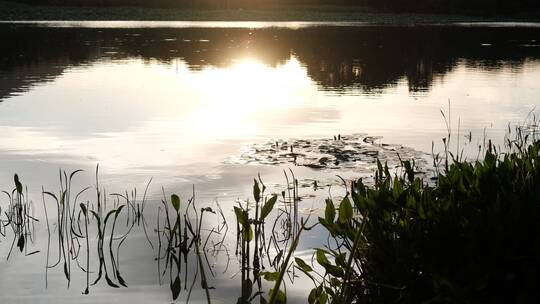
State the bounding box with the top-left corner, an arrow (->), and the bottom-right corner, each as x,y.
1,1 -> 540,23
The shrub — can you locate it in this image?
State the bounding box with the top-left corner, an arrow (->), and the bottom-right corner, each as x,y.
309,131 -> 540,303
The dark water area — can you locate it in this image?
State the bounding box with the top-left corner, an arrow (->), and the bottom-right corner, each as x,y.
1,24 -> 539,99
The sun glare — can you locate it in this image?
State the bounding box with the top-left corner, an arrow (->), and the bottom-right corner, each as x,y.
183,56 -> 311,139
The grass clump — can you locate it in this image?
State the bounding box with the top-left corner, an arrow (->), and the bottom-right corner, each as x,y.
309,126 -> 540,303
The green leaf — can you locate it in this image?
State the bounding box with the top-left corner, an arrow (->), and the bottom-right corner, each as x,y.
269,288 -> 287,304
308,287 -> 318,304
261,271 -> 280,282
334,252 -> 347,267
295,257 -> 313,272
318,291 -> 328,304
338,197 -> 353,224
261,195 -> 277,220
325,199 -> 335,223
234,206 -> 247,227
253,179 -> 261,203
171,194 -> 180,212
242,226 -> 254,242
325,264 -> 344,278
309,285 -> 326,304
316,249 -> 330,266
329,277 -> 341,288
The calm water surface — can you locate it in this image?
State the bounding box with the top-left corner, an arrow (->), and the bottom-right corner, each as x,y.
0,22 -> 539,303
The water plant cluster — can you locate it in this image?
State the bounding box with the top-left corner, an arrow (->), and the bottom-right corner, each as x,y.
297,123 -> 540,303
1,122 -> 539,303
0,173 -> 39,259
229,134 -> 427,172
0,166 -> 311,303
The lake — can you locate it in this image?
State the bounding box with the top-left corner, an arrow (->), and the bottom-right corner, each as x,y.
0,21 -> 539,303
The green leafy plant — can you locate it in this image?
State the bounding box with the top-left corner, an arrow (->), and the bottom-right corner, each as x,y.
308,124 -> 540,303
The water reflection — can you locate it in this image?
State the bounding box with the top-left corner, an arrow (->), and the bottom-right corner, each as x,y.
0,23 -> 538,193
0,167 -> 316,303
0,23 -> 539,303
1,25 -> 539,99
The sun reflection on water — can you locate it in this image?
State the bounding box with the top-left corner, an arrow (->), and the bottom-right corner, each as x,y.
183,56 -> 312,139
0,53 -> 538,182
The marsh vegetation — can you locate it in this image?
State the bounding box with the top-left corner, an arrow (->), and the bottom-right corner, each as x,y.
1,118 -> 539,303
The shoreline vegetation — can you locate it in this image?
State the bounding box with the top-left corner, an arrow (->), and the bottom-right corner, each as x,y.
1,120 -> 539,303
1,1 -> 540,22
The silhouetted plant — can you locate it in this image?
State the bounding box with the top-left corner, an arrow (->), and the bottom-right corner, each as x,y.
308,123 -> 540,303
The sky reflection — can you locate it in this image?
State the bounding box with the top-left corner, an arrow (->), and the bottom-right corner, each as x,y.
0,25 -> 539,198
0,56 -> 538,179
